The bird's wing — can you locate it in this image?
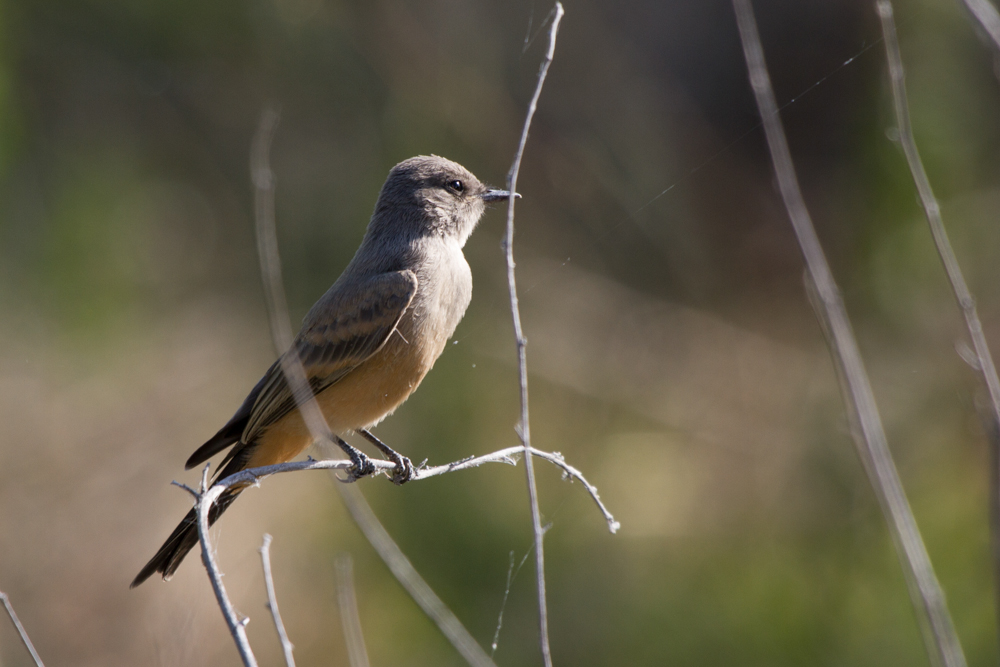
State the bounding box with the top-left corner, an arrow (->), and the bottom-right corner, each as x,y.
185,269 -> 417,470
240,269 -> 418,445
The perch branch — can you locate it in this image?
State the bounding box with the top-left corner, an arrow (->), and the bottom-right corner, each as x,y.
177,439 -> 614,667
503,4 -> 564,667
184,445 -> 615,530
732,2 -> 967,666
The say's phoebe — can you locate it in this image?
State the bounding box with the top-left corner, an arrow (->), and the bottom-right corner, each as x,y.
131,155 -> 512,587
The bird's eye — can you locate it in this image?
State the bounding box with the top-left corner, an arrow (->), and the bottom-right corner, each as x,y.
446,180 -> 464,193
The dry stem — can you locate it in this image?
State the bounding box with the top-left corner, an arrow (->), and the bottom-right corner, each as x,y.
1,590 -> 45,667
260,535 -> 296,667
732,1 -> 966,666
175,466 -> 258,667
503,4 -> 564,666
335,554 -> 371,667
175,438 -> 615,666
877,0 -> 1000,644
959,0 -> 1000,52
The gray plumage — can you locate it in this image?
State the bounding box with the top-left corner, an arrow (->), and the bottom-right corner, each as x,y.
131,155 -> 512,587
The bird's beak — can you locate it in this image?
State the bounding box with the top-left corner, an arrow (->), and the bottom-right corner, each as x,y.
480,188 -> 520,202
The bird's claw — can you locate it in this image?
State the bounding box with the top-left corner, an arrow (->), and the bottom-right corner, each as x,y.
346,450 -> 377,482
334,436 -> 377,482
357,428 -> 413,485
387,452 -> 415,485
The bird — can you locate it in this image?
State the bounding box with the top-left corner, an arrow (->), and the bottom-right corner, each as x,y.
131,155 -> 513,587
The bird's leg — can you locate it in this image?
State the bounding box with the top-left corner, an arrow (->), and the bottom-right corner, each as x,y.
358,429 -> 414,485
332,434 -> 376,482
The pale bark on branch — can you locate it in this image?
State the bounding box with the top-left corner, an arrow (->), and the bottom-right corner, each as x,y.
732,1 -> 966,666
1,590 -> 45,667
503,4 -> 565,666
877,0 -> 1000,643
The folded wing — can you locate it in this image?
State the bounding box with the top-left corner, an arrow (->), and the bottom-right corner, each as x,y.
184,269 -> 418,469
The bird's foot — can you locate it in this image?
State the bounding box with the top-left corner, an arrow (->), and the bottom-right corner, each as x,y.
334,435 -> 377,482
385,451 -> 415,485
359,429 -> 414,485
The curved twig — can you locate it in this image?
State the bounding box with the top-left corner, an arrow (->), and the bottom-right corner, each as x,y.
175,465 -> 258,667
178,441 -> 614,667
503,4 -> 565,666
184,445 -> 618,533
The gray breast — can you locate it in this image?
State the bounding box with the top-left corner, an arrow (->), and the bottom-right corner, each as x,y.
406,240 -> 472,352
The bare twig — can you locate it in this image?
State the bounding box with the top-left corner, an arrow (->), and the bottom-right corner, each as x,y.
260,535 -> 296,667
252,104 -> 292,357
418,446 -> 619,533
206,441 -> 617,667
958,0 -> 1000,53
877,0 -> 1000,640
1,590 -> 45,667
251,105 -> 335,439
334,480 -> 498,667
179,444 -> 615,530
732,2 -> 967,666
335,554 -> 371,667
179,465 -> 258,667
503,4 -> 564,666
176,446 -> 520,667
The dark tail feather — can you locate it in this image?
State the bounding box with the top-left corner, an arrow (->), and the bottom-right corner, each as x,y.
130,486 -> 245,588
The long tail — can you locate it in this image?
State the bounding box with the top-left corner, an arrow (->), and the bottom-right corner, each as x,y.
130,484 -> 245,588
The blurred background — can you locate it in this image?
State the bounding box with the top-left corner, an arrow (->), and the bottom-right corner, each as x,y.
1,0 -> 1000,664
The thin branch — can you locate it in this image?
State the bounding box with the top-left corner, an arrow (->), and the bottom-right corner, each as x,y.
731,2 -> 967,667
260,535 -> 296,667
958,0 -> 1000,53
182,445 -> 616,531
178,445 -> 619,667
877,0 -> 1000,643
417,446 -> 619,533
251,105 -> 335,439
179,437 -> 615,667
334,481 -> 498,667
335,554 -> 371,667
187,464 -> 258,667
0,590 -> 45,667
180,440 -> 614,667
503,4 -> 564,667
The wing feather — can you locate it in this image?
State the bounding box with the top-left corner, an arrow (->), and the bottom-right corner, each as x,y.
238,269 -> 418,445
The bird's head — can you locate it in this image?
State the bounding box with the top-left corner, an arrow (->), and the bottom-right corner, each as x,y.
372,155 -> 515,247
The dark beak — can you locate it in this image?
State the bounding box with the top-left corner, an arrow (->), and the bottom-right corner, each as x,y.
481,188 -> 520,202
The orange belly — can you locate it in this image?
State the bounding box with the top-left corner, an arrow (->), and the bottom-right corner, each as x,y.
246,331 -> 437,468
